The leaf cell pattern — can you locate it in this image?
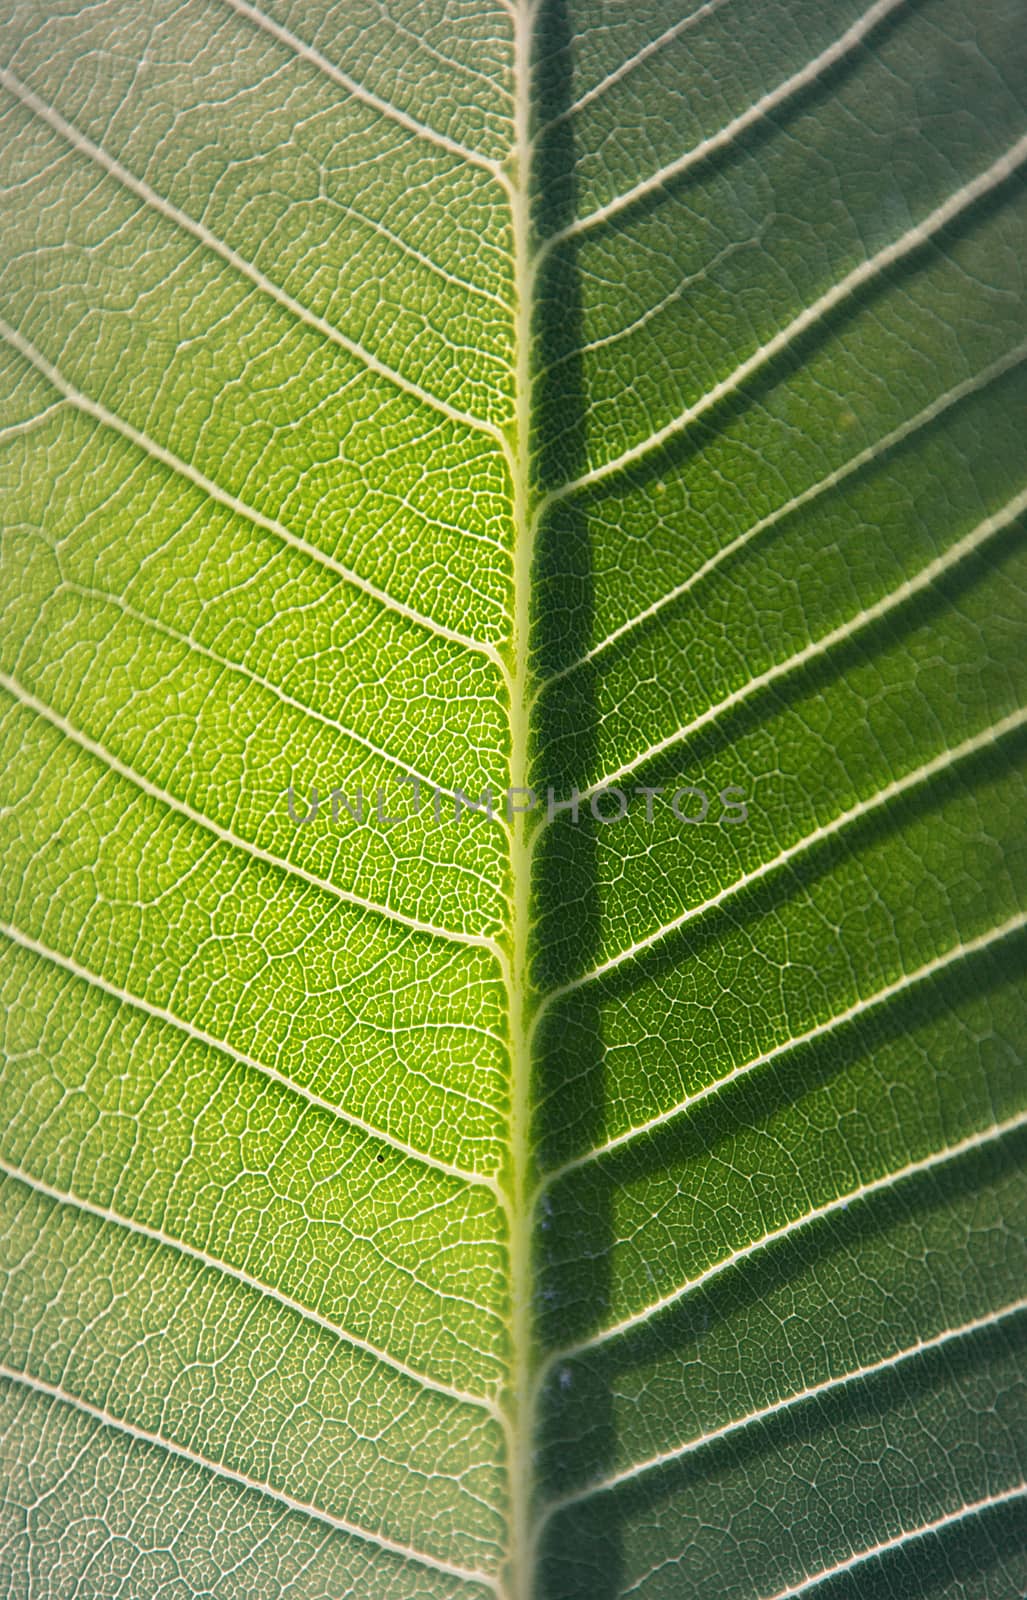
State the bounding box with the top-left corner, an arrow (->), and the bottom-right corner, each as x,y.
0,2 -> 1025,1597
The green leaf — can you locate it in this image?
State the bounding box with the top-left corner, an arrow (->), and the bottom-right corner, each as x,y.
0,2 -> 1025,1598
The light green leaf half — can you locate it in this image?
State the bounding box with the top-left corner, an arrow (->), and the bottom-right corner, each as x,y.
0,2 -> 1024,1597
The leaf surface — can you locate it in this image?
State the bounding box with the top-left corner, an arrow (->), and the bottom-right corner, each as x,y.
0,2 -> 1025,1597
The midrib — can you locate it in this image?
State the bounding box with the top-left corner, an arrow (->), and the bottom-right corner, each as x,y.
505,1 -> 540,1597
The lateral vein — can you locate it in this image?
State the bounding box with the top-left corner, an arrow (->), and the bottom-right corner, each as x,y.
0,670 -> 502,955
0,316 -> 506,670
0,921 -> 502,1197
539,343 -> 1027,690
542,0 -> 908,246
0,1159 -> 504,1418
542,702 -> 1027,1003
59,577 -> 510,839
538,910 -> 1027,1184
547,480 -> 1027,819
0,66 -> 507,444
540,1298 -> 1027,1513
220,0 -> 506,181
544,129 -> 1027,498
0,1362 -> 502,1590
540,1110 -> 1027,1365
541,0 -> 736,129
758,1483 -> 1027,1600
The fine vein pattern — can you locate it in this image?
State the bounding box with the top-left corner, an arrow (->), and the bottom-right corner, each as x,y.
0,2 -> 1025,1598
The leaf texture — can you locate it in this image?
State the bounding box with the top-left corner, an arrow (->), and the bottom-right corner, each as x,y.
0,2 -> 1025,1597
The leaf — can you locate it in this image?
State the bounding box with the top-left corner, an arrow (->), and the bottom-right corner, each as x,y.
0,2 -> 1024,1598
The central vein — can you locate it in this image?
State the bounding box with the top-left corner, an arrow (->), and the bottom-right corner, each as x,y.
505,1 -> 539,1596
